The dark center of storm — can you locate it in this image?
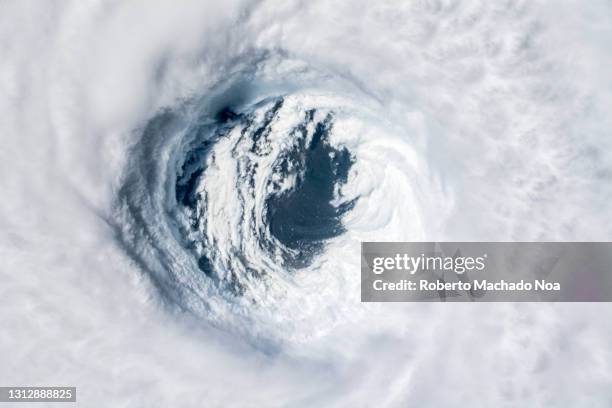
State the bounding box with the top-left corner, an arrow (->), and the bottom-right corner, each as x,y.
265,110 -> 355,268
172,96 -> 356,293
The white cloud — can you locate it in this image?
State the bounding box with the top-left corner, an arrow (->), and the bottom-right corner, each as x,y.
1,0 -> 612,406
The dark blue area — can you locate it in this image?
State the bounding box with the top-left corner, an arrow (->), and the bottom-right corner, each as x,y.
266,113 -> 356,268
175,145 -> 208,208
215,106 -> 239,123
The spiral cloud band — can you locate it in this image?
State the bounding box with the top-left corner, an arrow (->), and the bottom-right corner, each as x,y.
2,0 -> 612,406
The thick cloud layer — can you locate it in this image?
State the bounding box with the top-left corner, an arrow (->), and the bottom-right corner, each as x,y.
2,0 -> 612,406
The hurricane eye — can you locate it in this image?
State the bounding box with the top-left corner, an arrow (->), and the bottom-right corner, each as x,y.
263,108 -> 357,268
115,86 -> 363,329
